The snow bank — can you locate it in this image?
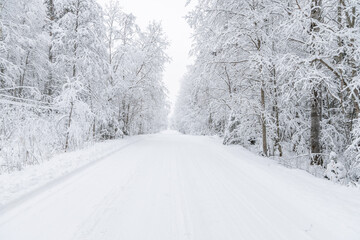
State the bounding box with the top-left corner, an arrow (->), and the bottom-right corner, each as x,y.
0,137 -> 140,207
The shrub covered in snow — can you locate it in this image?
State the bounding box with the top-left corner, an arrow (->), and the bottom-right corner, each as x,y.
324,152 -> 346,183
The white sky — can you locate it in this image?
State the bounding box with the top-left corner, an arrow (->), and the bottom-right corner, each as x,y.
97,0 -> 194,111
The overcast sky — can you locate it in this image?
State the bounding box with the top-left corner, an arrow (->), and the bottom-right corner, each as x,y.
97,0 -> 194,111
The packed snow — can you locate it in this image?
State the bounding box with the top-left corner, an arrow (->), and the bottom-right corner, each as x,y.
0,137 -> 140,207
0,131 -> 359,240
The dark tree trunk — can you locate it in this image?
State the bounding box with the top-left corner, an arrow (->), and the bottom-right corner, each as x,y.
261,85 -> 268,157
310,89 -> 322,165
310,0 -> 323,165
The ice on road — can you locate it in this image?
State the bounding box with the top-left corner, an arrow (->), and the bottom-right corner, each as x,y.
0,131 -> 359,240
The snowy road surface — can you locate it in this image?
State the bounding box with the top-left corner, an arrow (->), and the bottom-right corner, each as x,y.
0,131 -> 359,240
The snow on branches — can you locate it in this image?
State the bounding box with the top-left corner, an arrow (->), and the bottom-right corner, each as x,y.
173,0 -> 360,185
0,0 -> 169,172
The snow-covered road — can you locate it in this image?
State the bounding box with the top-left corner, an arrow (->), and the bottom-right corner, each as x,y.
0,131 -> 359,240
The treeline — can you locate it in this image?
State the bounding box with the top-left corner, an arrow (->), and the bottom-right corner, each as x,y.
0,0 -> 169,172
174,0 -> 360,184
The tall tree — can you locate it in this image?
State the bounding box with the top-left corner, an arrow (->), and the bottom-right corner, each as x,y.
309,0 -> 323,165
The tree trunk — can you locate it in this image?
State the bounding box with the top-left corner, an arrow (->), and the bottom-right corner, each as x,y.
45,0 -> 55,96
64,2 -> 79,152
272,68 -> 282,157
93,118 -> 96,139
0,2 -> 3,42
310,0 -> 323,165
0,3 -> 4,87
72,0 -> 80,79
310,89 -> 322,165
261,85 -> 268,157
64,101 -> 74,152
18,51 -> 30,97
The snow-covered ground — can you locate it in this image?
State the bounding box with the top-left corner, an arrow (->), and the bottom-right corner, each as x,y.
0,137 -> 141,207
0,131 -> 359,240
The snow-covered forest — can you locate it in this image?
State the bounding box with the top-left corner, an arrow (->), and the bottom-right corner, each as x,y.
1,1 -> 360,239
173,0 -> 360,184
0,0 -> 169,172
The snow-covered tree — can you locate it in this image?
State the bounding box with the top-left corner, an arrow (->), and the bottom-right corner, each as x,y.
174,0 -> 360,184
0,0 -> 169,172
